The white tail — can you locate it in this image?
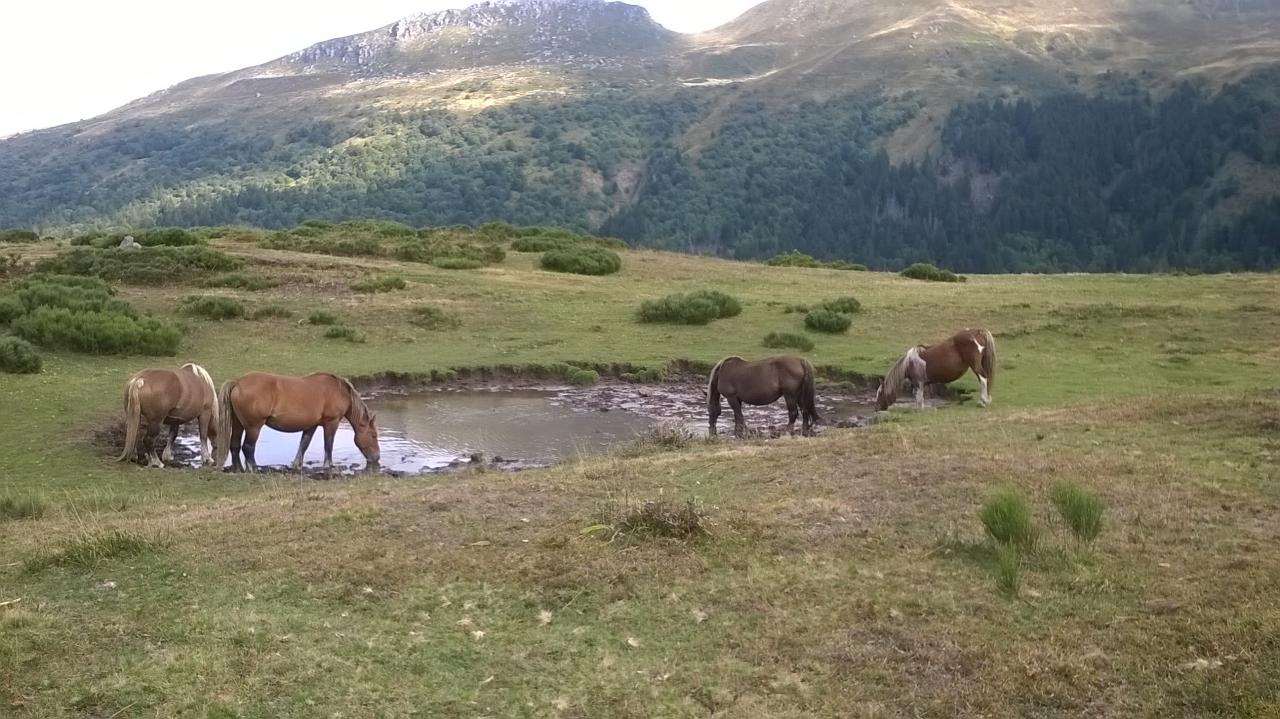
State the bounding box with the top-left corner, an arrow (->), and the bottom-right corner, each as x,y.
116,376 -> 145,462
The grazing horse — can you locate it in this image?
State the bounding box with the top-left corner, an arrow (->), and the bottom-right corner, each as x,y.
707,355 -> 821,437
875,328 -> 996,410
117,363 -> 219,467
213,372 -> 380,473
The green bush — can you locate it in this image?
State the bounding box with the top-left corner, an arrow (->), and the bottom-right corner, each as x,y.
980,489 -> 1039,552
250,305 -> 294,320
431,257 -> 484,270
0,336 -> 42,374
1050,482 -> 1104,543
762,332 -> 815,352
766,250 -> 866,271
567,368 -> 600,386
900,262 -> 965,283
394,239 -> 505,266
182,295 -> 246,320
203,272 -> 277,290
324,326 -> 366,343
307,311 -> 340,326
819,296 -> 862,314
71,228 -> 203,248
804,309 -> 852,333
540,246 -> 622,276
409,304 -> 461,330
638,290 -> 742,325
0,295 -> 22,325
12,307 -> 181,356
350,275 -> 407,293
511,235 -> 567,252
35,246 -> 240,285
8,275 -> 133,317
0,229 -> 39,244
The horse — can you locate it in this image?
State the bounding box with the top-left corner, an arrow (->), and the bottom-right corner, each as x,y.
875,328 -> 996,411
706,355 -> 821,437
117,363 -> 219,467
212,372 -> 380,473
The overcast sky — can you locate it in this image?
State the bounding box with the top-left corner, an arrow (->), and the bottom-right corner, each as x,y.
0,0 -> 760,137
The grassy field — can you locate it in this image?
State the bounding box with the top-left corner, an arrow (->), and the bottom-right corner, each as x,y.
2,236 -> 1279,717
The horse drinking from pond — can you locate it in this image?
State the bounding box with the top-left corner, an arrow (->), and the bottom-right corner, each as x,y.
707,355 -> 820,437
875,328 -> 996,411
117,363 -> 219,467
212,372 -> 380,473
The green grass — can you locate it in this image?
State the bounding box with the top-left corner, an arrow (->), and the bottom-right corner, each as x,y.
350,274 -> 408,293
249,304 -> 294,320
0,494 -> 45,520
181,295 -> 246,320
980,488 -> 1039,552
1,236 -> 1279,716
323,325 -> 366,343
306,310 -> 340,326
202,271 -> 278,290
762,331 -> 815,352
1050,481 -> 1105,543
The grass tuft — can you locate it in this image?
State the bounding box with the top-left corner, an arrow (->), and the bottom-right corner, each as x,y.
202,272 -> 277,291
431,257 -> 484,270
1050,481 -> 1105,544
980,488 -> 1039,552
566,368 -> 600,386
762,332 -> 815,352
182,295 -> 246,320
804,309 -> 852,334
249,304 -> 293,320
26,528 -> 164,571
0,494 -> 46,520
818,296 -> 862,314
409,304 -> 461,331
324,326 -> 366,343
307,311 -> 340,326
994,545 -> 1021,597
350,275 -> 407,293
611,499 -> 710,541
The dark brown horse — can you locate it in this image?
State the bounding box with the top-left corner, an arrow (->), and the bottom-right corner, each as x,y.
876,328 -> 996,410
212,372 -> 380,472
117,363 -> 219,467
707,355 -> 820,437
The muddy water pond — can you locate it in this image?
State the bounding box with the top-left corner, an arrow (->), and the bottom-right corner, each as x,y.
180,381 -> 882,475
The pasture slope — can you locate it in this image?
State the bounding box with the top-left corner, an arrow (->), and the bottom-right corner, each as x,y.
2,235 -> 1279,718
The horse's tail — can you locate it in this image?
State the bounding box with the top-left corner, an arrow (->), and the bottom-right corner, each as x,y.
978,328 -> 995,390
706,356 -> 737,415
800,359 -> 821,424
212,378 -> 238,468
116,375 -> 145,462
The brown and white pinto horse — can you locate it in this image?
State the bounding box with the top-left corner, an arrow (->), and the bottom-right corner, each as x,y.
117,363 -> 219,467
212,372 -> 380,473
875,329 -> 996,410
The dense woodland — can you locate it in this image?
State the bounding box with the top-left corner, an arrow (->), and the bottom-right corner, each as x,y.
1,71 -> 1277,272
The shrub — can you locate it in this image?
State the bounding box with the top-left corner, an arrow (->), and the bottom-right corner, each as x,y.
0,296 -> 22,325
350,275 -> 407,293
638,290 -> 742,325
980,489 -> 1039,552
762,332 -> 815,352
782,304 -> 809,315
804,309 -> 852,334
0,229 -> 39,243
0,494 -> 45,520
0,336 -> 42,374
900,262 -> 965,283
324,326 -> 366,343
540,246 -> 622,276
819,296 -> 862,314
9,275 -> 133,317
12,307 -> 181,356
994,545 -> 1021,597
766,250 -> 866,270
511,235 -> 567,252
182,295 -> 246,320
250,305 -> 294,320
70,228 -> 203,249
203,272 -> 277,290
35,246 -> 240,285
307,311 -> 340,326
394,239 -> 505,266
567,368 -> 600,386
1050,481 -> 1105,544
432,257 -> 484,270
409,304 -> 461,330
611,500 -> 709,541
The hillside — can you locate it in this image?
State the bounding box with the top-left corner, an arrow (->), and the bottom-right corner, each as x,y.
2,0 -> 1280,270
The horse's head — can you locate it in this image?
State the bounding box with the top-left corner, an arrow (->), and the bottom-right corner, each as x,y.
353,410 -> 381,467
874,381 -> 890,411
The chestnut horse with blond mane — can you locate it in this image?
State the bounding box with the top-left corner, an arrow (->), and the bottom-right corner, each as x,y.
875,329 -> 996,410
117,363 -> 219,467
213,372 -> 381,473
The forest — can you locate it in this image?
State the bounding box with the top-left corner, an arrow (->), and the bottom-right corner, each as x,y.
0,71 -> 1277,272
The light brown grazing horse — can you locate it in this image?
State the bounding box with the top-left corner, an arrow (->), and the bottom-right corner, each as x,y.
117,363 -> 219,467
212,372 -> 380,473
876,328 -> 996,410
707,355 -> 821,437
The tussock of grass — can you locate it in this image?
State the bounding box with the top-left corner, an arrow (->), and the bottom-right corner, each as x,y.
350,275 -> 407,293
182,295 -> 246,320
566,368 -> 599,386
324,326 -> 366,343
0,494 -> 45,520
762,332 -> 815,352
1050,481 -> 1104,543
818,296 -> 862,314
249,304 -> 293,320
0,336 -> 42,374
980,489 -> 1039,552
202,272 -> 277,291
994,545 -> 1021,597
608,499 -> 709,541
431,257 -> 484,270
804,309 -> 851,334
307,311 -> 340,326
409,305 -> 461,331
622,423 -> 699,455
26,528 -> 164,571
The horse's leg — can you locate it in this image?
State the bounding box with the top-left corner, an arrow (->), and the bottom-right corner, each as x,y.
708,394 -> 721,437
784,394 -> 799,436
292,428 -> 316,472
161,423 -> 180,465
144,419 -> 165,468
242,423 -> 262,473
915,382 -> 926,409
197,412 -> 213,466
728,396 -> 746,438
229,414 -> 245,472
975,366 -> 991,407
321,420 -> 340,475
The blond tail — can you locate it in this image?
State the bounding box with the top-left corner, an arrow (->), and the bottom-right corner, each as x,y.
979,328 -> 995,390
212,379 -> 237,468
116,376 -> 144,462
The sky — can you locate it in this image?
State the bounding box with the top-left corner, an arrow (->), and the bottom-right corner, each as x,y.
0,0 -> 760,137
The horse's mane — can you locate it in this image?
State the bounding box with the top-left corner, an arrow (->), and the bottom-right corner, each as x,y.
707,355 -> 743,396
880,347 -> 920,399
181,363 -> 219,425
333,374 -> 372,425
